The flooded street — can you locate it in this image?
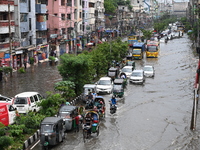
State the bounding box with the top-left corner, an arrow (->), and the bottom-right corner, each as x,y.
1,35 -> 200,149
0,62 -> 62,98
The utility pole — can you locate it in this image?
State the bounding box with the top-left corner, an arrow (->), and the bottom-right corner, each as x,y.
8,3 -> 13,68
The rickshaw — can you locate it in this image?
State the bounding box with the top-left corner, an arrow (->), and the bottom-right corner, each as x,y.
108,67 -> 120,81
82,84 -> 96,103
57,105 -> 78,131
40,117 -> 65,150
113,78 -> 125,98
82,110 -> 100,142
93,96 -> 106,118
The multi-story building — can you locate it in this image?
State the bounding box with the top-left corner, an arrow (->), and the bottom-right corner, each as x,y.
0,0 -> 18,67
35,0 -> 48,62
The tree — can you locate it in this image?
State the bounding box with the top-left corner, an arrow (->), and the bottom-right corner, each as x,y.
38,92 -> 66,116
141,29 -> 152,40
58,53 -> 95,95
54,81 -> 76,99
104,0 -> 117,14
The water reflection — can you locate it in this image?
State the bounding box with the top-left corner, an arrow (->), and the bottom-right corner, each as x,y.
0,62 -> 62,97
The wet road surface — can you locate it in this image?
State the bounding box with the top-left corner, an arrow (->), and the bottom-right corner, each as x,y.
1,35 -> 200,150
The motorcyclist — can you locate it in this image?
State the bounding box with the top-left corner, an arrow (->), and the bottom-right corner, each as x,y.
109,96 -> 117,106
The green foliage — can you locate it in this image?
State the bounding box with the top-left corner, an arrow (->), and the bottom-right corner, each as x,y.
18,67 -> 25,73
58,54 -> 95,95
49,56 -> 56,61
38,92 -> 65,116
104,0 -> 117,14
8,124 -> 25,137
29,57 -> 34,65
2,66 -> 13,74
141,29 -> 152,40
0,136 -> 13,150
0,123 -> 6,136
54,81 -> 76,99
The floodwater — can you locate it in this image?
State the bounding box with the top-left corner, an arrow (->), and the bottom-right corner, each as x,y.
0,62 -> 62,98
2,35 -> 200,150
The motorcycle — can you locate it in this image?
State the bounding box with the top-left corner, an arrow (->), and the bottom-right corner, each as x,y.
110,104 -> 117,114
85,99 -> 94,109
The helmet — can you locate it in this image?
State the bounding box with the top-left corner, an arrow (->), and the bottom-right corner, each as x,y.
112,96 -> 115,99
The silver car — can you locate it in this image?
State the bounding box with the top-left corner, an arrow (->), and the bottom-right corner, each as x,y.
143,65 -> 155,77
129,70 -> 145,84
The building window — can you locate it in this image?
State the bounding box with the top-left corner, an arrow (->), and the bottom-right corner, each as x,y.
67,14 -> 71,20
67,0 -> 72,6
20,13 -> 28,22
79,12 -> 82,19
20,0 -> 27,3
0,12 -> 7,20
29,18 -> 31,30
61,14 -> 65,20
89,2 -> 94,8
61,0 -> 65,6
28,0 -> 31,12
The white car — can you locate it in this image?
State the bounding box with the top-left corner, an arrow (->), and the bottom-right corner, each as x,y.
0,94 -> 13,103
129,70 -> 145,84
96,77 -> 113,94
143,65 -> 155,77
121,66 -> 134,78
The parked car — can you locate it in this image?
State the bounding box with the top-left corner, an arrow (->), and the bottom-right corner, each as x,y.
0,103 -> 17,126
0,94 -> 13,103
12,92 -> 43,114
95,77 -> 113,94
143,65 -> 155,77
129,70 -> 145,84
120,66 -> 134,78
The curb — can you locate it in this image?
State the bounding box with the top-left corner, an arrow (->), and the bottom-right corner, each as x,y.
23,130 -> 40,150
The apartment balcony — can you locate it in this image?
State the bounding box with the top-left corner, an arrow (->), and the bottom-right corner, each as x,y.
88,0 -> 96,3
89,8 -> 95,14
36,4 -> 47,14
36,37 -> 47,45
0,1 -> 14,12
0,20 -> 15,34
36,22 -> 47,31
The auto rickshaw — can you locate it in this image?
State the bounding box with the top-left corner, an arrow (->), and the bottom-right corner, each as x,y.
82,84 -> 96,103
57,105 -> 78,131
93,96 -> 106,118
108,67 -> 120,81
40,117 -> 65,149
113,78 -> 125,98
82,110 -> 100,142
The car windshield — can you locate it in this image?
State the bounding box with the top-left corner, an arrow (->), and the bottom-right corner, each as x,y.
147,46 -> 157,52
14,98 -> 27,104
144,67 -> 153,71
98,80 -> 111,85
113,85 -> 122,90
122,68 -> 132,73
132,72 -> 142,77
41,124 -> 53,133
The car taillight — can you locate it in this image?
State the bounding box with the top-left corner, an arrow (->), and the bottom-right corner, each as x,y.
28,98 -> 31,106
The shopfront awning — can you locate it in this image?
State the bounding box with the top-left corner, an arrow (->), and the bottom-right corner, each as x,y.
0,52 -> 4,58
105,30 -> 113,33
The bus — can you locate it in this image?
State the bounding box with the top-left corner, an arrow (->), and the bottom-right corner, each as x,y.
146,41 -> 159,58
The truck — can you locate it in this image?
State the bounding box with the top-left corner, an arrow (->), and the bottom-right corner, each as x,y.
0,103 -> 17,126
131,42 -> 146,60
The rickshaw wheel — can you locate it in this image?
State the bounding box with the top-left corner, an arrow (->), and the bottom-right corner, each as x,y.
97,126 -> 100,136
83,130 -> 87,143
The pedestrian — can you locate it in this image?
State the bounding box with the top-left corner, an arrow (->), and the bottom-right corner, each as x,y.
23,58 -> 27,69
74,113 -> 80,132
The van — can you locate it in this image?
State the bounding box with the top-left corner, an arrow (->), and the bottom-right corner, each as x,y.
0,103 -> 17,126
12,92 -> 43,114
